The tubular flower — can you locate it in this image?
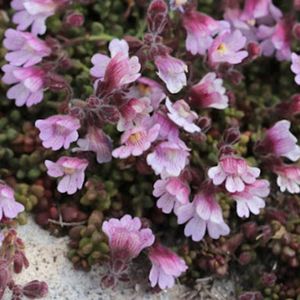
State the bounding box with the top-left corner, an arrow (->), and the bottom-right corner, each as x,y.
274,164 -> 300,194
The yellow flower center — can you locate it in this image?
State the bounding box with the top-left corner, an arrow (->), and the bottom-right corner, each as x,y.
129,132 -> 142,144
217,43 -> 228,54
247,19 -> 256,26
64,167 -> 76,175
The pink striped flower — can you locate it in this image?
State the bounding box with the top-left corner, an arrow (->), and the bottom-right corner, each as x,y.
230,179 -> 270,218
35,115 -> 80,151
3,29 -> 51,67
176,191 -> 230,241
2,64 -> 45,107
189,72 -> 229,109
153,177 -> 190,214
208,156 -> 260,193
152,111 -> 179,141
0,183 -> 24,221
148,244 -> 187,289
275,164 -> 300,194
45,157 -> 88,195
291,53 -> 300,85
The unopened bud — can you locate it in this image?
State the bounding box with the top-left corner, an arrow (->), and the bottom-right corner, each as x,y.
147,0 -> 168,34
247,42 -> 261,60
64,11 -> 84,27
22,280 -> 48,299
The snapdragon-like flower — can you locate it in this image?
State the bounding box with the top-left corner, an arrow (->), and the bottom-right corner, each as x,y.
147,140 -> 190,178
35,115 -> 80,151
275,164 -> 300,194
176,191 -> 230,241
102,214 -> 155,261
154,54 -> 188,94
90,39 -> 141,91
152,111 -> 179,141
230,179 -> 270,218
11,0 -> 65,35
148,244 -> 187,289
112,122 -> 160,159
189,72 -> 229,109
208,30 -> 248,65
0,183 -> 24,221
45,157 -> 88,195
166,98 -> 200,133
291,53 -> 300,85
73,127 -> 112,164
208,156 -> 260,193
2,64 -> 45,107
153,177 -> 190,214
3,29 -> 51,67
258,120 -> 300,161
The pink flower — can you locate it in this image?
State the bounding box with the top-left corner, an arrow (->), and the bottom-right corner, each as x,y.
208,30 -> 248,65
45,156 -> 88,195
147,140 -> 190,178
258,120 -> 300,161
0,183 -> 24,221
2,64 -> 45,107
189,72 -> 229,109
153,177 -> 190,214
169,0 -> 188,12
275,165 -> 300,194
3,29 -> 51,67
148,244 -> 187,289
73,127 -> 112,164
152,111 -> 179,141
154,54 -> 188,94
166,98 -> 200,133
291,53 -> 300,85
102,214 -> 155,261
208,156 -> 260,193
112,122 -> 160,159
90,39 -> 141,91
230,179 -> 270,218
35,115 -> 80,151
176,191 -> 230,241
11,0 -> 65,35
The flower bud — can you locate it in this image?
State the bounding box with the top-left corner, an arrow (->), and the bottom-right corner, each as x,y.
22,280 -> 48,299
64,11 -> 84,27
246,42 -> 261,61
223,127 -> 240,145
147,0 -> 168,34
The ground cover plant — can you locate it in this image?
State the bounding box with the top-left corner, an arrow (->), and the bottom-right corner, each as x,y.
0,0 -> 300,299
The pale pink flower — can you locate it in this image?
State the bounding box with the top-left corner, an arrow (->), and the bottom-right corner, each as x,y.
176,191 -> 230,241
148,244 -> 187,289
1,64 -> 45,107
169,0 -> 188,12
90,39 -> 141,91
45,156 -> 88,195
0,183 -> 24,221
166,98 -> 200,133
275,165 -> 300,194
230,179 -> 270,218
73,127 -> 112,164
259,120 -> 300,161
11,0 -> 65,35
208,156 -> 260,193
102,214 -> 155,261
153,177 -> 190,214
291,53 -> 300,85
152,111 -> 179,141
147,140 -> 190,178
35,115 -> 80,151
189,72 -> 229,109
208,30 -> 248,65
3,29 -> 51,67
154,55 -> 188,94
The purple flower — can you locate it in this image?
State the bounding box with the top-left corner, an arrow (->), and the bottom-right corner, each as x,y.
73,127 -> 112,164
35,115 -> 80,151
230,179 -> 270,218
3,29 -> 51,67
112,122 -> 160,159
291,53 -> 300,85
0,183 -> 24,221
275,164 -> 300,194
258,120 -> 300,161
176,191 -> 230,241
208,30 -> 248,65
153,177 -> 190,214
2,64 -> 45,107
154,54 -> 188,94
147,140 -> 190,178
189,72 -> 229,109
102,214 -> 155,261
148,244 -> 187,289
45,156 -> 88,195
208,156 -> 260,193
